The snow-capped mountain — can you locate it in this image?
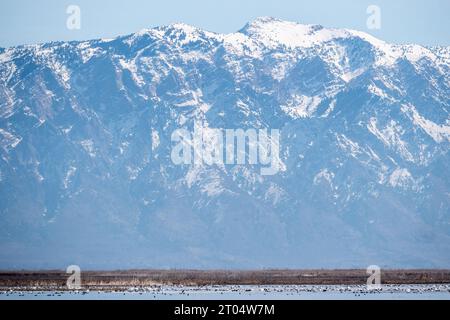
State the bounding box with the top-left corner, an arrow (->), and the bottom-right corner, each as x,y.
0,17 -> 449,269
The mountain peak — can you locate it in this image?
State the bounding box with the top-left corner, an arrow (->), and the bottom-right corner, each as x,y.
163,22 -> 200,33
235,17 -> 415,61
247,16 -> 282,25
238,17 -> 351,49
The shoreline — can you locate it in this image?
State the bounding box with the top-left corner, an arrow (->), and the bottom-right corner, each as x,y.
1,269 -> 450,290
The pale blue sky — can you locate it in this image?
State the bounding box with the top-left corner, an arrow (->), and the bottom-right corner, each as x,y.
0,0 -> 449,48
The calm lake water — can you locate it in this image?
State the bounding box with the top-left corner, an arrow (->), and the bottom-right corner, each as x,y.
1,284 -> 450,300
